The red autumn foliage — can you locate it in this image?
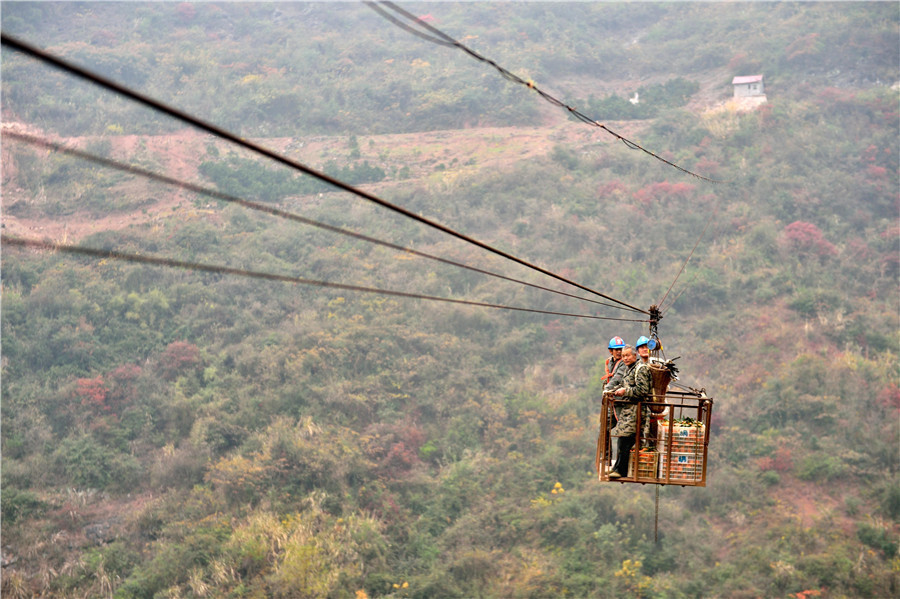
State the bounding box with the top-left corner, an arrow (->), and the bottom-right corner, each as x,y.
758,444 -> 793,473
176,3 -> 196,20
705,411 -> 723,435
862,144 -> 880,163
632,181 -> 696,205
383,441 -> 419,471
108,363 -> 142,386
158,341 -> 200,380
597,179 -> 628,198
772,444 -> 794,472
782,221 -> 837,257
866,165 -> 887,179
364,420 -> 426,477
879,226 -> 900,240
727,53 -> 748,70
755,103 -> 774,128
846,238 -> 871,261
694,157 -> 720,175
557,267 -> 576,281
107,363 -> 143,407
543,319 -> 563,343
75,376 -> 109,411
786,33 -> 822,62
876,384 -> 900,411
814,87 -> 856,107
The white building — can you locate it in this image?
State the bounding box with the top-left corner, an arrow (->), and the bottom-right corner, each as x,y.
732,74 -> 765,98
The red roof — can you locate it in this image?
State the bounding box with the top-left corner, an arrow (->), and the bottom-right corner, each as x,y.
732,75 -> 763,85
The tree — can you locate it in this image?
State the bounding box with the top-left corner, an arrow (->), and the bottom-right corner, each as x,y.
75,376 -> 108,413
781,221 -> 837,258
158,341 -> 200,380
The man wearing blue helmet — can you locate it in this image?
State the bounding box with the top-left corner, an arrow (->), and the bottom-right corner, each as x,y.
635,335 -> 652,364
599,337 -> 628,460
601,336 -> 627,390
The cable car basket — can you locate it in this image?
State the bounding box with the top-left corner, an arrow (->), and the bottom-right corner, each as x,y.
648,363 -> 671,413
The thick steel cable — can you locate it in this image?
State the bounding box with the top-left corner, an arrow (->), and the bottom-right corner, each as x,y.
366,1 -> 723,184
2,236 -> 649,323
5,131 -> 631,313
367,4 -> 727,316
0,33 -> 649,316
365,1 -> 455,47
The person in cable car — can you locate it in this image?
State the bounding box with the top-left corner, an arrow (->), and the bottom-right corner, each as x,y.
608,338 -> 653,478
601,336 -> 627,433
635,335 -> 651,365
601,336 -> 627,389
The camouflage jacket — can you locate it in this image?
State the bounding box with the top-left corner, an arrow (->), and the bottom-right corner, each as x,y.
603,358 -> 628,393
610,361 -> 652,438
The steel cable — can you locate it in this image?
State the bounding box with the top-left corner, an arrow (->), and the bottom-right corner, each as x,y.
3,235 -> 649,323
366,1 -> 723,184
0,32 -> 649,316
5,131 -> 633,313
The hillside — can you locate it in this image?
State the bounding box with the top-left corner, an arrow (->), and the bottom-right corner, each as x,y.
2,117 -> 651,243
2,3 -> 898,598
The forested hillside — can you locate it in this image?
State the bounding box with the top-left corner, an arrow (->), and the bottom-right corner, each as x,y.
2,3 -> 898,598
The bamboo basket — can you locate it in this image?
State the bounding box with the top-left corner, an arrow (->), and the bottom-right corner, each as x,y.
648,363 -> 671,413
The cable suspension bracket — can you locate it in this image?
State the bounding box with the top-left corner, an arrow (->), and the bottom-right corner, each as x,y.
648,304 -> 661,337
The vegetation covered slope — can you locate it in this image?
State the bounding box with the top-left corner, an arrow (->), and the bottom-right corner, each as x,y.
1,2 -> 898,598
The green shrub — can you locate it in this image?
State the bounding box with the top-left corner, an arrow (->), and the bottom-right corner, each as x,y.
875,478 -> 900,520
858,522 -> 898,558
796,454 -> 845,482
760,470 -> 780,486
325,159 -> 386,184
55,435 -> 115,489
199,155 -> 327,202
0,487 -> 45,525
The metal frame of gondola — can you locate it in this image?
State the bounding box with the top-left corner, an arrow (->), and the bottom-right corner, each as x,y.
596,389 -> 713,487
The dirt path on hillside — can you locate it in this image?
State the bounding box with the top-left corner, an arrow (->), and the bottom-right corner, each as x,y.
2,119 -> 646,244
2,65 -> 740,244
2,126 -> 212,242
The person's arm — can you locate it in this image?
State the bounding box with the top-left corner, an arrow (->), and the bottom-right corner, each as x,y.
614,366 -> 634,397
623,364 -> 652,399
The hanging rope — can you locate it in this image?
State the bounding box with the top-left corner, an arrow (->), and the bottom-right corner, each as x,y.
657,209 -> 716,311
0,33 -> 649,316
366,1 -> 723,184
654,485 -> 660,544
659,209 -> 729,316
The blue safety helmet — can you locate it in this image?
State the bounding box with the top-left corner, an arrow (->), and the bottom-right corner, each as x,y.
636,335 -> 650,348
608,336 -> 626,349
